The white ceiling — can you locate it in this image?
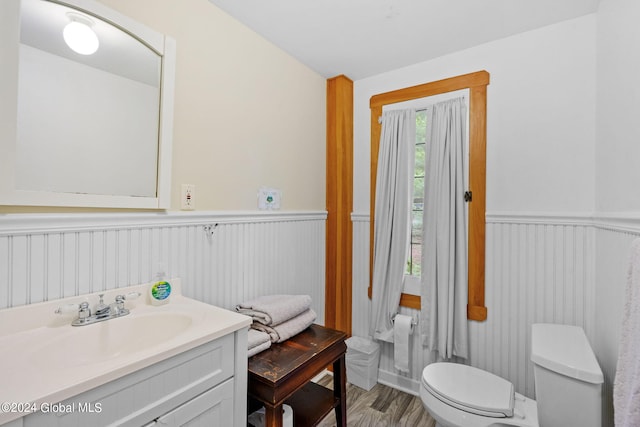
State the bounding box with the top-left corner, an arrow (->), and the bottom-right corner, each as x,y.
208,0 -> 600,80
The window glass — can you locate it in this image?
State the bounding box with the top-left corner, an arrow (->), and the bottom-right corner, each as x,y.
407,110 -> 427,276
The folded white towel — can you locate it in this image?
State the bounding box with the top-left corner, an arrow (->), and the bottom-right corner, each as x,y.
251,308 -> 316,343
236,294 -> 312,326
248,340 -> 271,357
248,328 -> 271,349
614,238 -> 640,427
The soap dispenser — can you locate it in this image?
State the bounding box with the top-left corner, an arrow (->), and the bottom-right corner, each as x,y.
149,263 -> 172,306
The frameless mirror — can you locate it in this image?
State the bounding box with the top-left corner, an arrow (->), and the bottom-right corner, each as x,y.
0,0 -> 175,209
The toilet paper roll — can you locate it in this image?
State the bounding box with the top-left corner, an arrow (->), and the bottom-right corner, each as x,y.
393,314 -> 413,373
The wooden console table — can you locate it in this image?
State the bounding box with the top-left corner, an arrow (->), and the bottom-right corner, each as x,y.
247,324 -> 347,427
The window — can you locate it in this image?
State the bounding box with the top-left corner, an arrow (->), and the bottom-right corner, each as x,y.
369,71 -> 489,321
407,110 -> 426,277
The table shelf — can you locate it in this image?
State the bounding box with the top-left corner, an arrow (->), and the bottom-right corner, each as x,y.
285,381 -> 340,427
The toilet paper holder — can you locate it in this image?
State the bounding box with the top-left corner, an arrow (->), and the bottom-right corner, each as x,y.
391,313 -> 418,328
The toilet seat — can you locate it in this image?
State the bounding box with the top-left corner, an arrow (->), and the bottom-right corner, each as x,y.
422,363 -> 515,418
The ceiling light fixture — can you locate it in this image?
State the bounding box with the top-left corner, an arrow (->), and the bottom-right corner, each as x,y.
63,13 -> 99,55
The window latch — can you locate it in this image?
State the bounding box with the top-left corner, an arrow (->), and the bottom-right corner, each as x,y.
464,191 -> 472,202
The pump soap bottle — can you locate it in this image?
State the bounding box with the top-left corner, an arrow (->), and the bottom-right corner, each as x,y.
150,264 -> 172,306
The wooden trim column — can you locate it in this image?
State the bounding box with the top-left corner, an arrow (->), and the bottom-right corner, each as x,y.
326,75 -> 353,335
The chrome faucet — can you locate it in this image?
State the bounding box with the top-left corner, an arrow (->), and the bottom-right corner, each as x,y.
55,292 -> 140,326
94,294 -> 111,318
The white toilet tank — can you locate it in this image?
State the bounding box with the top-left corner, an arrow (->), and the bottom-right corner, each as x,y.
531,324 -> 603,427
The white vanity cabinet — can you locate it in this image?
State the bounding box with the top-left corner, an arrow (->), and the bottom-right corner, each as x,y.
17,330 -> 248,427
142,379 -> 234,426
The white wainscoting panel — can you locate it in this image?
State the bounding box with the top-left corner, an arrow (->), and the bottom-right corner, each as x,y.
352,212 -> 596,398
0,212 -> 326,323
476,217 -> 595,398
351,214 -> 371,339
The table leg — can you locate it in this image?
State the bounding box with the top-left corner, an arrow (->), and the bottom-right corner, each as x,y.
333,355 -> 347,427
264,404 -> 283,427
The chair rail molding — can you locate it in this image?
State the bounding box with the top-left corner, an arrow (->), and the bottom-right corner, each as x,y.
0,211 -> 327,236
487,211 -> 640,235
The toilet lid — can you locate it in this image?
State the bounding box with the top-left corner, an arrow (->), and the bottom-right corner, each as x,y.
422,363 -> 514,418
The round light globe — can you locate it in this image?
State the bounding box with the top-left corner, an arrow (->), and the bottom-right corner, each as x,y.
63,21 -> 99,55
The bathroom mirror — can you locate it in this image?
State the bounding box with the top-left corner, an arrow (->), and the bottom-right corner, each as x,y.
0,0 -> 175,209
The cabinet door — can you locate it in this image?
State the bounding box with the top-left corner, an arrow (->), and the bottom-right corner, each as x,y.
155,379 -> 234,426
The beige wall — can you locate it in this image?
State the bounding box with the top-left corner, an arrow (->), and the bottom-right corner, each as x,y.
1,0 -> 326,213
101,0 -> 326,211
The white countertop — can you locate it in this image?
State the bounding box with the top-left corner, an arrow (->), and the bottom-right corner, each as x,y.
0,279 -> 251,424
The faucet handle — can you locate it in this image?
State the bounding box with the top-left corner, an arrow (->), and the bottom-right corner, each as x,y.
114,292 -> 140,302
114,292 -> 140,311
78,301 -> 91,321
115,294 -> 126,310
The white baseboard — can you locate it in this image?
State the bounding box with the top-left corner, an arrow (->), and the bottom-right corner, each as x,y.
377,369 -> 421,396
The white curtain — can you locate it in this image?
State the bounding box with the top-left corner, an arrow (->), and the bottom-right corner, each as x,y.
370,109 -> 415,340
421,97 -> 469,360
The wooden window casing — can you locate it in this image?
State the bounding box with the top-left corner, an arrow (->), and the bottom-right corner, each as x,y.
369,71 -> 489,321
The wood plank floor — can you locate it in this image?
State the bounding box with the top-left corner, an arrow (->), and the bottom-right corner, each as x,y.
316,374 -> 436,427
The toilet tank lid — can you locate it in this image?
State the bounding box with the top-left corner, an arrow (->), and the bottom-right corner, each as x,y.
531,324 -> 603,384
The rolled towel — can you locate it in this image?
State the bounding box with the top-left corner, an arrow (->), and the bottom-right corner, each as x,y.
248,340 -> 271,357
251,308 -> 316,343
236,294 -> 312,326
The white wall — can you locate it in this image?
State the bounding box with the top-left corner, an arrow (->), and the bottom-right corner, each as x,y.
594,0 -> 640,424
354,14 -> 596,214
354,7 -> 640,425
352,11 -> 601,414
596,0 -> 640,213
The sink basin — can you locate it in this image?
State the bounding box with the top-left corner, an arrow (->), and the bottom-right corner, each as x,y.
34,312 -> 193,367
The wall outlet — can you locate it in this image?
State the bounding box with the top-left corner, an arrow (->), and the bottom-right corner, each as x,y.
181,184 -> 195,210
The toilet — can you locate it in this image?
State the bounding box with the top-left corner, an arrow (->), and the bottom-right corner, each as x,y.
420,323 -> 603,427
